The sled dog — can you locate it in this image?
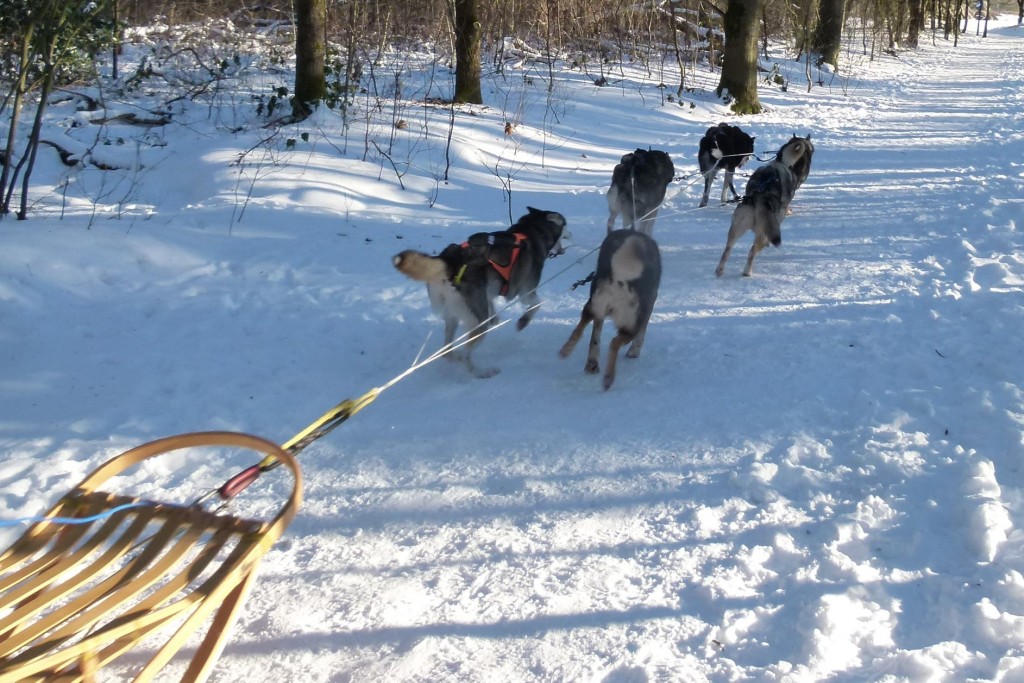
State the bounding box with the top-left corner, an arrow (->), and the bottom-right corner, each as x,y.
606,149 -> 675,236
393,207 -> 569,378
777,133 -> 814,192
698,123 -> 756,208
714,136 -> 815,277
559,229 -> 661,390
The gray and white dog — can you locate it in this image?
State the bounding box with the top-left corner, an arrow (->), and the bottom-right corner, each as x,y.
559,229 -> 661,390
777,133 -> 814,192
393,207 -> 569,378
714,136 -> 815,277
606,149 -> 675,236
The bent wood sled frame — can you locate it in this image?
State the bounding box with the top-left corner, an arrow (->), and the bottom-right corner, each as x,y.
0,431 -> 302,683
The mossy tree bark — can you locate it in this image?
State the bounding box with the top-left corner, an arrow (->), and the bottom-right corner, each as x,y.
716,0 -> 763,115
453,0 -> 483,104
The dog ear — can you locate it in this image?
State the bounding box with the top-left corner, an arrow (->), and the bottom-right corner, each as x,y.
544,211 -> 566,228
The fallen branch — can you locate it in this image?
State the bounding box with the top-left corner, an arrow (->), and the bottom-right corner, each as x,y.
88,112 -> 172,126
38,139 -> 81,166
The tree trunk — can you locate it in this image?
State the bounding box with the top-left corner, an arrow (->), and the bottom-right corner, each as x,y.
667,1 -> 688,96
716,0 -> 762,115
812,0 -> 845,67
18,66 -> 55,220
906,0 -> 925,47
0,22 -> 35,215
453,0 -> 483,104
293,0 -> 326,118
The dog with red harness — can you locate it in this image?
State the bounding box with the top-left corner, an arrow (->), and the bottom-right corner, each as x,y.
393,207 -> 569,377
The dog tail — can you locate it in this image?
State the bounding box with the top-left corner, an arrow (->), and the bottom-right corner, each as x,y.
779,138 -> 811,168
757,203 -> 783,247
393,250 -> 448,282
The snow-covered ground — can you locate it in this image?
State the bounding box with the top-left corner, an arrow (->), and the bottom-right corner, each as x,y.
1,14 -> 1023,682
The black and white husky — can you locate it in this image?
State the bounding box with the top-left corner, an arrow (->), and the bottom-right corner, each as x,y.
697,123 -> 755,207
559,230 -> 661,390
714,136 -> 814,277
393,207 -> 569,378
605,149 -> 675,236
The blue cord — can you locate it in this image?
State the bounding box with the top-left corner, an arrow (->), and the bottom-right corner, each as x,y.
0,502 -> 152,528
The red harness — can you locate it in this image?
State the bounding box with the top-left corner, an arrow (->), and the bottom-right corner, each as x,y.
458,232 -> 526,296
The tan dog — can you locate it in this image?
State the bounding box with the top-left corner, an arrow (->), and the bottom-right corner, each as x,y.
559,230 -> 661,390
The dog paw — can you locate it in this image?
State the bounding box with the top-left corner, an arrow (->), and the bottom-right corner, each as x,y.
603,374 -> 616,390
558,344 -> 573,359
584,360 -> 600,374
715,267 -> 725,277
625,348 -> 640,359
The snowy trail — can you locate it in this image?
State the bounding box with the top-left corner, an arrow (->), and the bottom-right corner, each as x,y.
223,26 -> 1024,682
1,17 -> 1022,683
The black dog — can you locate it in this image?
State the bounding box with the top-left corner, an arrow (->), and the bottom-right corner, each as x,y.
606,149 -> 675,236
698,123 -> 755,207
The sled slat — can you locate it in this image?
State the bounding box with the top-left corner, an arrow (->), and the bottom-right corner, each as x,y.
0,431 -> 301,683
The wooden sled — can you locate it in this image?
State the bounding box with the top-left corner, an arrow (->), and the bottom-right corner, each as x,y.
0,431 -> 302,683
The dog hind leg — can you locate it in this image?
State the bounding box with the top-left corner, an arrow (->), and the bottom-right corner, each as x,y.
625,310 -> 652,359
722,169 -> 738,202
516,289 -> 541,331
638,207 -> 658,237
459,316 -> 501,378
621,203 -> 637,232
585,316 -> 605,374
742,233 -> 770,277
443,314 -> 459,347
459,292 -> 499,377
559,304 -> 594,360
700,169 -> 716,208
604,330 -> 634,390
715,205 -> 753,277
606,186 -> 620,233
757,200 -> 782,247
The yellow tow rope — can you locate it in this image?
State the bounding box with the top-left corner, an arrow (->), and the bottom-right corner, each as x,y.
208,387 -> 381,502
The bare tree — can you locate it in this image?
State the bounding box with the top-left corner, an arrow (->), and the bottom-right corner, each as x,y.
294,0 -> 326,117
906,0 -> 926,46
716,0 -> 762,114
452,0 -> 483,103
1,0 -> 113,219
812,0 -> 845,66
